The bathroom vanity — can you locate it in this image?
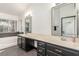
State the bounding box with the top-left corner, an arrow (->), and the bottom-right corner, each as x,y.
17,33 -> 79,56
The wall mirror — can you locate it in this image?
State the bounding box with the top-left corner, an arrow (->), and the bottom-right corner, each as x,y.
25,15 -> 32,33
51,3 -> 79,38
0,19 -> 17,33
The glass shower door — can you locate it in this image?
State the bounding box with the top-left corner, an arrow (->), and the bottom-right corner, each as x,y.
61,16 -> 77,37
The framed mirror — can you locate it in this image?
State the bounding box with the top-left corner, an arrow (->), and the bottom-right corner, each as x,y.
51,3 -> 78,38
25,15 -> 32,33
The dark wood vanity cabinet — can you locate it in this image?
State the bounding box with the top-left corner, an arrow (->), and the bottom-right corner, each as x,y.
37,41 -> 79,56
17,36 -> 22,48
46,43 -> 79,56
37,41 -> 46,56
37,41 -> 60,56
17,36 -> 34,51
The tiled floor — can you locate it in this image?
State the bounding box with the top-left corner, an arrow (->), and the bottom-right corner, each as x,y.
0,46 -> 37,56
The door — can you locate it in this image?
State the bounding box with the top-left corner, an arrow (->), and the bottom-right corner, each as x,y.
61,16 -> 77,37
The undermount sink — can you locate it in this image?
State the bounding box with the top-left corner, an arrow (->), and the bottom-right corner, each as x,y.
61,37 -> 66,41
60,36 -> 77,43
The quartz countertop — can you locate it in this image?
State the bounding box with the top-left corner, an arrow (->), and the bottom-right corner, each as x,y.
18,33 -> 79,51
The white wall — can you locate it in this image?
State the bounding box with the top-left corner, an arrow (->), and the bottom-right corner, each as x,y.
23,3 -> 54,35
31,4 -> 51,35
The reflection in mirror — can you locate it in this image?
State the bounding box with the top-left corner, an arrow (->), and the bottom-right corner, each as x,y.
61,16 -> 77,37
76,4 -> 79,38
0,19 -> 17,33
25,15 -> 32,33
51,3 -> 78,38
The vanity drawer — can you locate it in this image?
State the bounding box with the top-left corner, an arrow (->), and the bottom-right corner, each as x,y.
37,41 -> 46,48
62,49 -> 79,56
37,47 -> 45,56
47,43 -> 79,56
46,50 -> 61,56
47,43 -> 64,55
37,53 -> 42,56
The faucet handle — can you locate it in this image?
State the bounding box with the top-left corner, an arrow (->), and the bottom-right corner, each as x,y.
71,37 -> 76,42
61,37 -> 66,41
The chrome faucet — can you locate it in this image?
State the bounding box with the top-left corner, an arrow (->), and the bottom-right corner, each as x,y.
61,37 -> 66,41
61,36 -> 76,42
72,37 -> 76,42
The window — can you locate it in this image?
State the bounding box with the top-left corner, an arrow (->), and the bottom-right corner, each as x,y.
0,19 -> 17,33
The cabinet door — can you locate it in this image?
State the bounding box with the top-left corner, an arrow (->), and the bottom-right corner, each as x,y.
21,37 -> 26,49
28,39 -> 34,47
37,47 -> 45,56
17,37 -> 22,48
23,38 -> 35,51
46,50 -> 60,56
37,41 -> 46,56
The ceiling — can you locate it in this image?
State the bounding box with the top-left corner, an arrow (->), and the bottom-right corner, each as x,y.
0,3 -> 29,17
0,3 -> 55,18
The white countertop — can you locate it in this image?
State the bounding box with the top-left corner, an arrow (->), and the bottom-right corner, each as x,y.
19,33 -> 79,51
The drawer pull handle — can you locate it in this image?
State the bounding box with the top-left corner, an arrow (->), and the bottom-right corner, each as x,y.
55,49 -> 62,53
39,44 -> 43,46
39,49 -> 43,52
